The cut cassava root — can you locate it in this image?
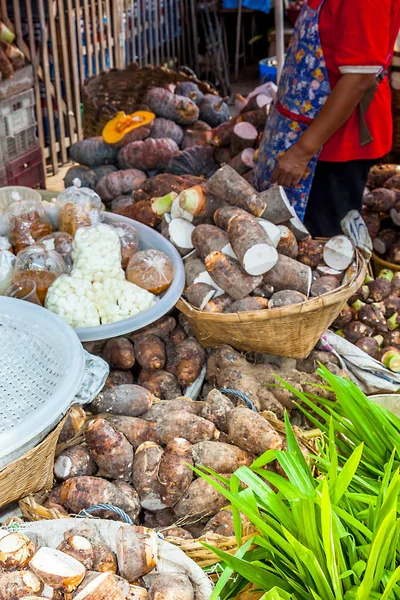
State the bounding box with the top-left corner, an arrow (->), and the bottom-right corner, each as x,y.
228,213 -> 278,276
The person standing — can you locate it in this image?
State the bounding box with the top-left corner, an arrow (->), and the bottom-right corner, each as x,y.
253,0 -> 400,237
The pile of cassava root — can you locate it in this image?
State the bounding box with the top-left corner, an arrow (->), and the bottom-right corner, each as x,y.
31,315 -> 345,541
0,523 -> 199,599
64,81 -> 273,230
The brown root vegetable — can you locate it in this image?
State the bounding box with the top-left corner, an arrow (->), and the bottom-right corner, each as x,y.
202,509 -> 237,537
58,536 -> 94,570
277,225 -> 298,259
203,294 -> 234,312
228,213 -> 278,276
134,335 -> 166,371
258,187 -> 294,225
127,584 -> 149,599
146,88 -> 199,125
0,570 -> 43,599
102,338 -> 135,370
363,188 -> 398,212
85,418 -> 134,480
178,186 -> 209,217
138,369 -> 181,400
262,253 -> 312,296
207,166 -> 266,216
115,199 -> 162,228
213,146 -> 232,166
155,411 -> 218,445
378,346 -> 400,372
91,385 -> 154,417
58,406 -> 87,445
149,118 -> 184,145
126,249 -> 174,294
358,304 -> 387,332
367,164 -> 400,189
315,265 -> 343,280
384,174 -> 400,191
111,481 -> 142,524
343,321 -> 373,344
331,305 -> 354,329
158,438 -> 193,507
174,475 -> 230,519
240,107 -> 268,130
118,138 -> 179,171
96,170 -> 147,202
205,251 -> 262,300
367,278 -> 392,302
141,397 -> 203,422
167,145 -> 218,179
104,370 -> 135,391
192,441 -> 252,472
230,122 -> 258,156
297,238 -> 324,268
72,572 -> 126,599
116,526 -> 157,582
206,345 -> 245,382
169,324 -> 187,345
310,275 -> 341,297
185,282 -> 216,309
269,290 -> 307,308
54,445 -> 97,481
132,442 -> 165,510
131,316 -> 177,342
228,148 -> 256,175
210,120 -> 237,147
69,137 -> 118,167
227,407 -> 282,454
92,543 -> 117,574
162,527 -> 193,540
200,389 -> 234,433
60,476 -> 138,514
175,337 -> 206,386
191,224 -> 230,258
373,229 -> 398,255
184,258 -> 207,287
252,283 -> 274,299
355,337 -> 379,357
29,547 -> 86,592
143,508 -> 176,529
147,574 -> 194,600
384,330 -> 400,348
0,533 -> 36,571
214,206 -> 249,231
225,296 -> 269,312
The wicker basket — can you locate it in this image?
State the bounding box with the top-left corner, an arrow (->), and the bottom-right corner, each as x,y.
177,251 -> 366,359
82,64 -> 216,138
0,417 -> 65,508
371,251 -> 400,277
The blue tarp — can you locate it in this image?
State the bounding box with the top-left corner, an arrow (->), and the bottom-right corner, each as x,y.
222,0 -> 271,13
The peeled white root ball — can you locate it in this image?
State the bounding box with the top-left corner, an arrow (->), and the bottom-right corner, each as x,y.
323,235 -> 355,271
0,533 -> 36,570
29,547 -> 86,592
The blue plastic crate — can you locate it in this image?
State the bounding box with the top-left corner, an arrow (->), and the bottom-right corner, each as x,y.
259,57 -> 277,84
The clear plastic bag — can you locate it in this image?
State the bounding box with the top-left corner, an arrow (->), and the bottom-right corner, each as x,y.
13,244 -> 67,303
110,221 -> 139,269
39,231 -> 74,272
58,178 -> 102,236
0,250 -> 16,295
126,249 -> 174,294
4,199 -> 53,254
0,236 -> 12,252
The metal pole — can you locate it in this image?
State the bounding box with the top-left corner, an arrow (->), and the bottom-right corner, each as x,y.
275,0 -> 285,82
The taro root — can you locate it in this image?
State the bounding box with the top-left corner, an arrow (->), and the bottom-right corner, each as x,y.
342,321 -> 373,344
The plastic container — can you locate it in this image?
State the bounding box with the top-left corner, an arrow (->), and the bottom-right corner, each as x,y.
0,296 -> 85,468
0,88 -> 35,136
368,394 -> 400,418
259,57 -> 278,84
75,212 -> 185,342
0,185 -> 42,212
5,146 -> 45,189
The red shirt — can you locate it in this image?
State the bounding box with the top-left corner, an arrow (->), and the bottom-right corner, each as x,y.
308,0 -> 400,162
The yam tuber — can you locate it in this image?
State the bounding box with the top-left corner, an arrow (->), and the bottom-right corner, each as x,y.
91,385 -> 154,417
132,442 -> 165,510
58,406 -> 87,445
297,237 -> 324,268
343,321 -> 373,344
126,249 -> 174,294
269,290 -> 307,308
191,224 -> 230,258
134,335 -> 166,370
174,475 -> 230,519
207,166 -> 266,216
131,316 -> 176,342
155,411 -> 218,445
141,397 -> 203,421
57,536 -> 94,570
203,294 -> 233,312
102,338 -> 136,370
367,164 -> 400,189
0,533 -> 36,571
205,251 -> 262,300
310,275 -> 341,297
54,445 -> 97,481
116,526 -> 157,582
174,337 -> 206,386
363,188 -> 398,212
115,199 -> 162,228
225,295 -> 269,312
228,148 -> 256,175
200,389 -> 234,433
146,88 -> 199,125
277,225 -> 298,259
138,369 -> 181,400
147,574 -> 194,600
60,476 -> 138,514
118,138 -> 179,171
0,570 -> 43,599
230,122 -> 258,156
192,441 -> 253,473
73,572 -> 125,600
228,213 -> 278,276
158,438 -> 193,507
331,305 -> 354,329
227,407 -> 282,454
29,547 -> 86,592
258,186 -> 294,225
262,254 -> 312,296
355,337 -> 379,358
85,418 -> 134,480
96,169 -> 147,202
185,282 -> 216,309
214,206 -> 249,230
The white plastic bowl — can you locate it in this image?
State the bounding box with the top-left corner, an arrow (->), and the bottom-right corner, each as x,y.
74,212 -> 185,342
0,296 -> 85,467
0,186 -> 42,212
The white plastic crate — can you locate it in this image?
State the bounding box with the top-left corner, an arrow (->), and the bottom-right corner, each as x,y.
0,88 -> 36,136
0,124 -> 38,166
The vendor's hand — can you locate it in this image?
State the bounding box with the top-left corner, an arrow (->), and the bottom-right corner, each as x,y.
270,144 -> 313,187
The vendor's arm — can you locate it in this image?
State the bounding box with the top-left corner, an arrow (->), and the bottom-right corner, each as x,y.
271,73 -> 376,187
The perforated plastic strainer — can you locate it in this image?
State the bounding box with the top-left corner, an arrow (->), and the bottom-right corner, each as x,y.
0,297 -> 85,468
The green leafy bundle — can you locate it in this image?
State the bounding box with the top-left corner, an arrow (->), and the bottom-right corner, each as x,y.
197,366 -> 400,600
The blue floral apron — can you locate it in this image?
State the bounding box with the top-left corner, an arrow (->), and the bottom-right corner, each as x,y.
253,0 -> 331,221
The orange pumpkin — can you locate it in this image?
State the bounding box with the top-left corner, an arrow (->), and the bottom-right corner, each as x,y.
102,110 -> 155,144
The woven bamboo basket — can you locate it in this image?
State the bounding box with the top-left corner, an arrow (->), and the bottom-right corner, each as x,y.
82,64 -> 217,138
0,417 -> 65,508
177,251 -> 366,358
371,251 -> 400,277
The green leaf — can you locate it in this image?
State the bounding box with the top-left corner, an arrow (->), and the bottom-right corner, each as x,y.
331,444 -> 364,505
210,537 -> 254,600
381,565 -> 400,600
320,480 -> 342,600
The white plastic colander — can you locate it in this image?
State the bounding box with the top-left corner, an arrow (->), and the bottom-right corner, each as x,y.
0,297 -> 85,468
